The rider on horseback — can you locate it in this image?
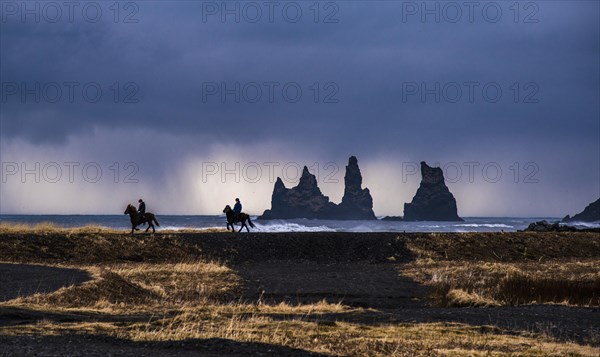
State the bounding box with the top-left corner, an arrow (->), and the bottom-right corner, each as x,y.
138,199 -> 146,224
233,198 -> 242,220
223,200 -> 255,232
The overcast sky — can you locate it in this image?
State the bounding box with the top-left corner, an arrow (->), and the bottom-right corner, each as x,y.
1,1 -> 598,216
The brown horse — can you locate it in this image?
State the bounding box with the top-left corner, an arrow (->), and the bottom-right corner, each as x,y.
223,205 -> 255,232
124,204 -> 160,234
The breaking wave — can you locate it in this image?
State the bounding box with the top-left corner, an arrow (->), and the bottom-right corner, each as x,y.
454,223 -> 513,228
253,222 -> 337,232
565,221 -> 600,228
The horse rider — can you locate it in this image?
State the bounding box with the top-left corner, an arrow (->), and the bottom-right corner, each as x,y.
233,198 -> 242,220
138,199 -> 146,223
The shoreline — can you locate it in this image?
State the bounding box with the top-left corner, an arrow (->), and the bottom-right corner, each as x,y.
3,217 -> 598,234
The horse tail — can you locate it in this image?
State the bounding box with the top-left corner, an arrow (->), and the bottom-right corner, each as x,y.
153,216 -> 160,227
247,215 -> 256,228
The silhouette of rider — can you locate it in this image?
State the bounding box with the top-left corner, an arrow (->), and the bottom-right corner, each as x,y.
233,198 -> 242,219
138,199 -> 146,223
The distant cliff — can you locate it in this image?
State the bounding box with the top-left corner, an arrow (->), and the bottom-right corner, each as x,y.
562,198 -> 600,223
259,156 -> 376,220
403,162 -> 463,222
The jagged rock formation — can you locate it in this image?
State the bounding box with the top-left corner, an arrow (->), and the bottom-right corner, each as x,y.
259,166 -> 337,220
336,156 -> 376,220
403,162 -> 463,221
521,220 -> 600,233
562,198 -> 600,223
259,157 -> 377,220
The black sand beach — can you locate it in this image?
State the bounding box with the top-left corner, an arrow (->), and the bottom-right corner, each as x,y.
0,231 -> 599,355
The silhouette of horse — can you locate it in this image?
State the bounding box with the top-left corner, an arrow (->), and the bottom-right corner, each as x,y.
124,204 -> 160,234
223,205 -> 255,232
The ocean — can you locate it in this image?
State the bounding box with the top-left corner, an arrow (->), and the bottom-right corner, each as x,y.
2,215 -> 597,232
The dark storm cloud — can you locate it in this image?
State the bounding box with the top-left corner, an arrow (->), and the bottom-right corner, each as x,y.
2,1 -> 597,143
0,1 -> 598,214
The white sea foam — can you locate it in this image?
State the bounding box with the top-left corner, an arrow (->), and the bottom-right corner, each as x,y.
454,223 -> 513,228
158,226 -> 222,231
564,221 -> 600,228
252,222 -> 336,232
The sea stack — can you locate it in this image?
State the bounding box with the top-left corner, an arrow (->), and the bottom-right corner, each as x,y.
562,198 -> 600,222
403,161 -> 463,221
258,166 -> 337,220
336,156 -> 377,220
259,156 -> 377,220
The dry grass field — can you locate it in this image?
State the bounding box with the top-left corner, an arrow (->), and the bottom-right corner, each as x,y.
0,222 -> 598,356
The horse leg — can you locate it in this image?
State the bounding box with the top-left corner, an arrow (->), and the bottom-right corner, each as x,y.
145,224 -> 150,232
244,221 -> 250,232
151,223 -> 155,233
239,219 -> 249,232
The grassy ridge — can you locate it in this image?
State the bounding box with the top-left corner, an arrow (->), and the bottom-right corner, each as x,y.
405,260 -> 600,307
0,229 -> 598,264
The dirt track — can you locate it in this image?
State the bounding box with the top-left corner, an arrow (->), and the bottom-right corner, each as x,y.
0,264 -> 91,302
0,334 -> 325,356
238,261 -> 428,308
